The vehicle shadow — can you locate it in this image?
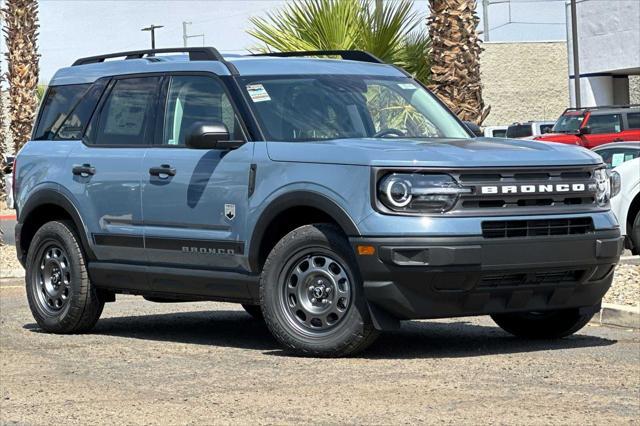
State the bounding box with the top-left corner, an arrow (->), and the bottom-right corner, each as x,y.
24,310 -> 616,359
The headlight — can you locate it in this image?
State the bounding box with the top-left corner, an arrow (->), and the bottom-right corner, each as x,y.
378,173 -> 470,213
610,171 -> 621,199
594,168 -> 611,206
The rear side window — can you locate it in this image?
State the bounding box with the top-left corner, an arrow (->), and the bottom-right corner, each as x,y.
55,80 -> 108,140
34,84 -> 90,140
92,77 -> 161,146
587,114 -> 622,134
506,124 -> 532,138
627,112 -> 640,129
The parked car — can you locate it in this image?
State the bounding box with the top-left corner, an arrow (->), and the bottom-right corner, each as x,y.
2,155 -> 14,209
483,125 -> 508,138
13,47 -> 623,357
609,158 -> 640,254
534,105 -> 640,148
505,121 -> 555,139
593,142 -> 640,169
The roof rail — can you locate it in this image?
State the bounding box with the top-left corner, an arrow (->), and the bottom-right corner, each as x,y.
250,50 -> 384,64
72,47 -> 225,66
564,104 -> 640,112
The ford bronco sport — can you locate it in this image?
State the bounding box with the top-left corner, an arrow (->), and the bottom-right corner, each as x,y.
14,48 -> 623,357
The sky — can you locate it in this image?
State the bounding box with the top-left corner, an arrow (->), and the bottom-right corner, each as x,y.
0,0 -> 568,84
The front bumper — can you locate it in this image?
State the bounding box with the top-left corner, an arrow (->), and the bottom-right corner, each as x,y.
351,230 -> 622,322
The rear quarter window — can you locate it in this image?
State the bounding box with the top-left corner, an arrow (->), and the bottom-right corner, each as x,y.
34,84 -> 91,140
627,112 -> 640,129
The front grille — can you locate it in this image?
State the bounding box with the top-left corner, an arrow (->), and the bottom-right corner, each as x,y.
482,217 -> 594,239
451,166 -> 600,215
478,270 -> 583,289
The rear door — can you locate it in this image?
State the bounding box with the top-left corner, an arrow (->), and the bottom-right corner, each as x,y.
621,111 -> 640,141
141,74 -> 253,274
66,76 -> 161,275
582,113 -> 624,148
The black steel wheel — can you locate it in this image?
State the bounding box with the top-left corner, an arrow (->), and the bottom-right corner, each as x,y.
260,224 -> 378,357
25,221 -> 104,333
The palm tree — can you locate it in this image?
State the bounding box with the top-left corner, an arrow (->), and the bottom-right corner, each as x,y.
427,0 -> 489,124
2,0 -> 40,152
248,0 -> 431,85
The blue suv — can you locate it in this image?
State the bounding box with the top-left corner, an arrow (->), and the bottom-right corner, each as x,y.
14,47 -> 622,356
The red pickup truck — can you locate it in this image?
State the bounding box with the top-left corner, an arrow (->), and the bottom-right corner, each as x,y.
534,105 -> 640,148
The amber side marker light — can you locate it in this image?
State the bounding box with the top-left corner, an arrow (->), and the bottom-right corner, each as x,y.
357,245 -> 376,256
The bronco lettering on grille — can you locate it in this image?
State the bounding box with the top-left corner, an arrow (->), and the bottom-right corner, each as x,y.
480,183 -> 589,195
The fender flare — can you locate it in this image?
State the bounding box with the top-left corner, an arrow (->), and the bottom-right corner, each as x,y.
18,186 -> 96,261
248,191 -> 360,272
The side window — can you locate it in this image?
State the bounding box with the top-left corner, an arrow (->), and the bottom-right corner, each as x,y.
627,112 -> 640,129
33,84 -> 90,140
163,76 -> 243,145
55,80 -> 107,140
93,77 -> 161,146
587,114 -> 622,134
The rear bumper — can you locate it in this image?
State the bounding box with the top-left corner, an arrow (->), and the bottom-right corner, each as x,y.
351,230 -> 622,322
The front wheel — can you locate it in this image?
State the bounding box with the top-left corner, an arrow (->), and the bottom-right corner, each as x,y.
491,307 -> 596,339
25,220 -> 104,333
260,224 -> 378,357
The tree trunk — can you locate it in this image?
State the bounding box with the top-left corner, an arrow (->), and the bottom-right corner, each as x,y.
2,0 -> 40,152
427,0 -> 489,125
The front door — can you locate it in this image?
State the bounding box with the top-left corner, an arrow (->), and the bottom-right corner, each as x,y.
581,112 -> 624,148
67,76 -> 161,271
141,75 -> 253,274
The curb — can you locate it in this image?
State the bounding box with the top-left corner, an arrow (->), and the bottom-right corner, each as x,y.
0,269 -> 25,280
591,303 -> 640,329
620,255 -> 640,265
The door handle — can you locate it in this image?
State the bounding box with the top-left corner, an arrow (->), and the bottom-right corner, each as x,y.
613,138 -> 624,142
72,164 -> 95,176
149,164 -> 176,177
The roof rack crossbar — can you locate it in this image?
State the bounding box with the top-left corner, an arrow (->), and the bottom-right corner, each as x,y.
564,104 -> 640,112
72,47 -> 225,66
250,50 -> 384,64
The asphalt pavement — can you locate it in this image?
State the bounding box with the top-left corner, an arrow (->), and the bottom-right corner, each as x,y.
1,278 -> 638,424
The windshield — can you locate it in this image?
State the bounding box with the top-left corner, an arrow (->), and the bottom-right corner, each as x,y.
240,75 -> 470,142
553,113 -> 585,133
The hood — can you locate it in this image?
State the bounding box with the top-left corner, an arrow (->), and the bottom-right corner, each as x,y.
266,138 -> 601,167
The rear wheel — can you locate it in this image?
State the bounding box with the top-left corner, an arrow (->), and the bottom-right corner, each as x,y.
260,224 -> 378,357
491,307 -> 595,339
25,221 -> 104,333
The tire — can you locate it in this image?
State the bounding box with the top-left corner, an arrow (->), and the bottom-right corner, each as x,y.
260,224 -> 378,357
630,211 -> 640,256
491,307 -> 595,339
242,304 -> 264,320
25,220 -> 104,333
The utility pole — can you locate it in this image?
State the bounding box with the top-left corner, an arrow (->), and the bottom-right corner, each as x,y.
141,24 -> 164,50
482,0 -> 490,42
182,21 -> 205,47
570,0 -> 581,108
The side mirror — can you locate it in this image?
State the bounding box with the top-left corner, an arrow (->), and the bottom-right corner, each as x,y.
185,122 -> 243,150
578,126 -> 591,135
463,121 -> 483,137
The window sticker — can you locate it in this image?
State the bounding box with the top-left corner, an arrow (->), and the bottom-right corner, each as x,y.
398,83 -> 417,90
246,84 -> 271,102
611,153 -> 625,168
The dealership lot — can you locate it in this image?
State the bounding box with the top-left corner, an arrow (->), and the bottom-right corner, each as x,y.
1,278 -> 638,425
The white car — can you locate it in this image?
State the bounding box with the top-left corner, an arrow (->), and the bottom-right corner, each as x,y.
483,125 -> 508,138
610,157 -> 640,254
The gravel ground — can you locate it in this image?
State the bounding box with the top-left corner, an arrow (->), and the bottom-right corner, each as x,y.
604,263 -> 640,307
0,279 -> 638,425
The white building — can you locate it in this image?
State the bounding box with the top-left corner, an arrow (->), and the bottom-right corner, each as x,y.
566,0 -> 640,107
